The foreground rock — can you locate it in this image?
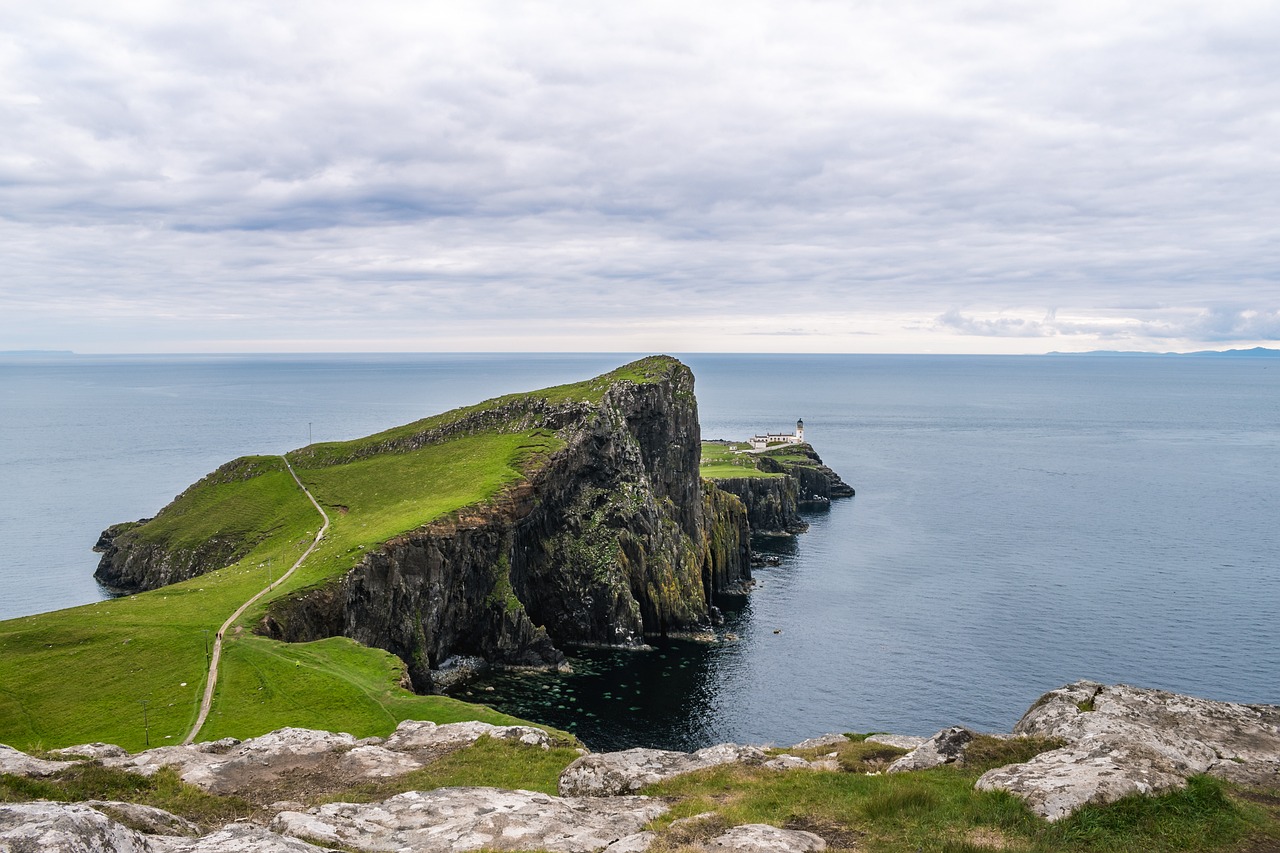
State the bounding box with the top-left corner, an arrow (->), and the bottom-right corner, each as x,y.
887,726 -> 975,773
559,744 -> 767,796
704,823 -> 826,852
92,720 -> 555,801
0,743 -> 78,778
976,681 -> 1280,821
271,786 -> 668,852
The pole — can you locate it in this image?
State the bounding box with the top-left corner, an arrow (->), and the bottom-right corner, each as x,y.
139,699 -> 150,747
202,629 -> 210,665
308,422 -> 312,445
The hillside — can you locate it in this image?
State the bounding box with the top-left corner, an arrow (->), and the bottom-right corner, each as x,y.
1,356 -> 788,751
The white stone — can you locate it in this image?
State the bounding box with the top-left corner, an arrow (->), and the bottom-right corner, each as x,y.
704,823 -> 826,852
864,734 -> 927,751
0,802 -> 158,853
53,742 -> 129,760
270,786 -> 668,853
0,743 -> 78,777
559,744 -> 766,797
384,719 -> 553,752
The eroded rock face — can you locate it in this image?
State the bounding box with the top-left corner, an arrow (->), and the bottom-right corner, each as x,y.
0,802 -> 158,853
975,681 -> 1280,821
558,744 -> 767,797
0,743 -> 78,777
704,823 -> 827,852
887,726 -> 974,773
384,720 -> 554,752
270,786 -> 669,853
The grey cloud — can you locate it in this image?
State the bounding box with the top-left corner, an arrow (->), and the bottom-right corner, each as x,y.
2,1 -> 1280,350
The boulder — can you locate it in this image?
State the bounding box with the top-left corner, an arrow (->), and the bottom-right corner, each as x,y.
703,823 -> 826,852
787,733 -> 848,751
270,786 -> 669,852
764,754 -> 813,771
177,728 -> 358,795
887,726 -> 974,773
384,719 -> 553,752
0,802 -> 157,853
157,822 -> 340,852
976,681 -> 1280,820
0,743 -> 78,778
335,744 -> 426,778
53,742 -> 129,760
864,734 -> 927,751
84,801 -> 201,836
559,744 -> 767,796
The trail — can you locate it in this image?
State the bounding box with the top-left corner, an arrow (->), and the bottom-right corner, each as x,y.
182,455 -> 330,745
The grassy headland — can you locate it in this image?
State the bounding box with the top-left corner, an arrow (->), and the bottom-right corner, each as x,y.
0,359 -> 680,752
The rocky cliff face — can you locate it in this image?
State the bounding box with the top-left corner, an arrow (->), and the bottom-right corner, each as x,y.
259,359 -> 753,691
707,445 -> 854,535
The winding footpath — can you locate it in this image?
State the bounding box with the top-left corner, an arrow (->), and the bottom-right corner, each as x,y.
182,455 -> 330,745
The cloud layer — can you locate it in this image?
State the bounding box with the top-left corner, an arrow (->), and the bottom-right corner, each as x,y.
3,0 -> 1279,352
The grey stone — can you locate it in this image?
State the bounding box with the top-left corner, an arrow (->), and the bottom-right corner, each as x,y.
703,823 -> 827,852
52,742 -> 128,760
887,726 -> 974,773
84,801 -> 200,836
559,744 -> 766,796
603,831 -> 656,852
788,733 -> 848,751
270,786 -> 668,852
975,681 -> 1280,821
764,754 -> 813,771
0,743 -> 78,778
864,733 -> 927,751
384,719 -> 553,752
335,744 -> 425,778
0,802 -> 158,853
156,823 -> 339,852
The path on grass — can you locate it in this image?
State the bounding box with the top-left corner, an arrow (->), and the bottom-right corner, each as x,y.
182,455 -> 330,744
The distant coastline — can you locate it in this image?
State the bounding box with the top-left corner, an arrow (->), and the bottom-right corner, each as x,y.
1046,346 -> 1280,358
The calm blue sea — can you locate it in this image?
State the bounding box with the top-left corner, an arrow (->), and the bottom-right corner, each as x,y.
1,353 -> 1277,747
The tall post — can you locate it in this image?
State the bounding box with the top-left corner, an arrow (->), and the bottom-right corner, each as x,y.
202,629 -> 210,665
308,422 -> 312,445
139,699 -> 150,747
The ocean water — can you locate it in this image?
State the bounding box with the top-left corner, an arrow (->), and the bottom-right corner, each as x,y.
1,353 -> 1277,748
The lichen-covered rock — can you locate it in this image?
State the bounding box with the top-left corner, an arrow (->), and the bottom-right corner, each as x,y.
887,726 -> 974,773
384,719 -> 553,752
788,733 -> 848,751
53,742 -> 129,760
270,786 -> 668,852
161,823 -> 340,852
764,755 -> 813,771
84,801 -> 200,837
0,802 -> 158,853
865,734 -> 927,751
558,744 -> 767,797
703,823 -> 827,852
975,681 -> 1280,821
0,743 -> 78,777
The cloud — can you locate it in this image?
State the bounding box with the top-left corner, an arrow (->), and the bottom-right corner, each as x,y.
2,1 -> 1279,351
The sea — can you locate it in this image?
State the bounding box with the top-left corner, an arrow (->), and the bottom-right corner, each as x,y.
1,353 -> 1277,750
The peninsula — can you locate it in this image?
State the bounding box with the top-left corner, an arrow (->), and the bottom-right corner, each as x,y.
1,356 -> 849,752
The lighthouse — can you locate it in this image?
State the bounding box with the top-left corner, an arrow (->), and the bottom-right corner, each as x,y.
796,418 -> 804,442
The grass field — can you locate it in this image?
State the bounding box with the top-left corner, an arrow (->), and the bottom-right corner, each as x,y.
698,442 -> 786,480
0,425 -> 565,752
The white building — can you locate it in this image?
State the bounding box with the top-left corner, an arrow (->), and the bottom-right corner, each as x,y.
749,418 -> 804,450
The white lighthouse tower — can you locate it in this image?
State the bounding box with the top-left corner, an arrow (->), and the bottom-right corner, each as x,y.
796,418 -> 804,442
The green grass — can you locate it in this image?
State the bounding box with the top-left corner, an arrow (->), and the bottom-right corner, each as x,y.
0,426 -> 563,751
321,735 -> 582,803
699,442 -> 785,480
642,763 -> 1277,853
0,764 -> 254,828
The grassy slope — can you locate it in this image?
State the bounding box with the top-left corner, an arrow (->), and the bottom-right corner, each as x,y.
699,441 -> 786,480
0,355 -> 686,752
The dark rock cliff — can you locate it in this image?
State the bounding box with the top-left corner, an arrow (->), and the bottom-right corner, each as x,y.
708,444 -> 854,534
260,358 -> 754,691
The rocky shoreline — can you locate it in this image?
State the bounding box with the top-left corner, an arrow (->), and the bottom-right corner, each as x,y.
3,681 -> 1277,852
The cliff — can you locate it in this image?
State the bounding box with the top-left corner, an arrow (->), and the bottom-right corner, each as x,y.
702,442 -> 853,535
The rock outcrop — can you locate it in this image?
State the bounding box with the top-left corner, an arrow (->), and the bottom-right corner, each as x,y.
93,358 -> 774,693
271,787 -> 668,853
975,680 -> 1280,821
706,444 -> 853,535
558,744 -> 768,797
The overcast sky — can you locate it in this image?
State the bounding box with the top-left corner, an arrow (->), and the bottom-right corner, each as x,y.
3,1 -> 1278,353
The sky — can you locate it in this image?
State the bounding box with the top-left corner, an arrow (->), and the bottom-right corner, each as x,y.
2,1 -> 1279,354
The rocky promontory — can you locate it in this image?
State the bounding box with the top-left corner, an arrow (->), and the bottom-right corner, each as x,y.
89,357 -> 849,694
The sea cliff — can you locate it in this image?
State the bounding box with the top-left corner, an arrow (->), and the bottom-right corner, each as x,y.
91,357 -> 847,693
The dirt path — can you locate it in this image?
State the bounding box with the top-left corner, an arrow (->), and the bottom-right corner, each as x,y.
182,455 -> 330,745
